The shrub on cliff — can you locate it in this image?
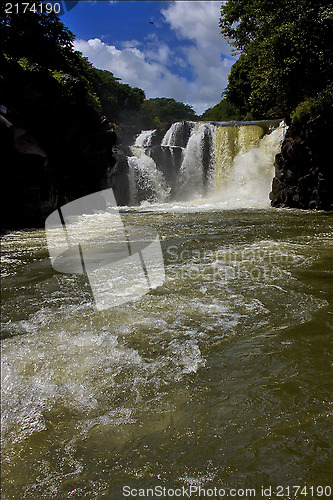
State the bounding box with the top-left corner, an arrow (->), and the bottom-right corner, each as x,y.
290,85 -> 333,124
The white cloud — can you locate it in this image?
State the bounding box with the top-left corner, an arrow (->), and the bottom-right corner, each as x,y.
161,1 -> 234,112
74,1 -> 235,115
162,1 -> 231,54
145,39 -> 172,65
74,38 -> 189,102
121,40 -> 142,49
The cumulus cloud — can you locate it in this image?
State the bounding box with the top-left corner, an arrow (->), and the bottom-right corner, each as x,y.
162,1 -> 231,53
74,1 -> 235,115
74,38 -> 189,101
162,1 -> 234,112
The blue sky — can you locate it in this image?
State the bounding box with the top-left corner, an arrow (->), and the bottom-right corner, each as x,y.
62,1 -> 236,114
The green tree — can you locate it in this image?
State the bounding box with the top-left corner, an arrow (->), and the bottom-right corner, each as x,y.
220,0 -> 333,118
0,2 -> 81,72
87,68 -> 146,124
201,98 -> 242,121
141,98 -> 197,126
0,4 -> 145,126
0,3 -> 199,131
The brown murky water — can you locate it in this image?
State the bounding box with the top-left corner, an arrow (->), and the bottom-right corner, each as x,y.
1,207 -> 332,499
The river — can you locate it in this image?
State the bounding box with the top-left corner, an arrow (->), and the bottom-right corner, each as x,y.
1,203 -> 332,499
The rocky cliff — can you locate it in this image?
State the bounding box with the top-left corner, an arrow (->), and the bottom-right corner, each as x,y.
270,107 -> 333,210
0,57 -> 117,231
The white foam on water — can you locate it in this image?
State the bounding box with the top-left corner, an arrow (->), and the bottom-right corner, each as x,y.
1,325 -> 141,445
1,298 -> 208,448
1,228 -> 328,475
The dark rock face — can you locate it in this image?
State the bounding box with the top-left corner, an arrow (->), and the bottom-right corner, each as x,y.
0,58 -> 117,232
110,147 -> 130,206
270,107 -> 333,210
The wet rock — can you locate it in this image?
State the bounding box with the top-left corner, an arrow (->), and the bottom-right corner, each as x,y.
270,106 -> 333,210
110,147 -> 130,205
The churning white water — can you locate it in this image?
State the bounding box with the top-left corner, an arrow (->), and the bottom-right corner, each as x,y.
2,207 -> 332,500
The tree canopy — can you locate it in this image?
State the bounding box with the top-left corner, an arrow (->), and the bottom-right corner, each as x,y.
0,6 -> 80,72
220,0 -> 333,119
200,98 -> 241,121
141,98 -> 197,127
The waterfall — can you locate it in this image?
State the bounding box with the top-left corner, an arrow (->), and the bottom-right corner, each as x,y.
176,122 -> 215,200
214,125 -> 263,192
127,130 -> 170,205
122,120 -> 286,207
161,121 -> 195,148
215,124 -> 286,207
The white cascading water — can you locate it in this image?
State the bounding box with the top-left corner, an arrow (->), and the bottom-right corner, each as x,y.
126,121 -> 287,208
214,123 -> 286,208
177,122 -> 215,200
161,121 -> 195,147
214,125 -> 264,192
128,130 -> 170,204
161,122 -> 180,147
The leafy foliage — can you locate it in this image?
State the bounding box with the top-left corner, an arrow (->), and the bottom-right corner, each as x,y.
290,85 -> 333,124
201,98 -> 242,121
220,0 -> 333,118
86,67 -> 146,125
0,5 -> 80,72
141,98 -> 197,128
